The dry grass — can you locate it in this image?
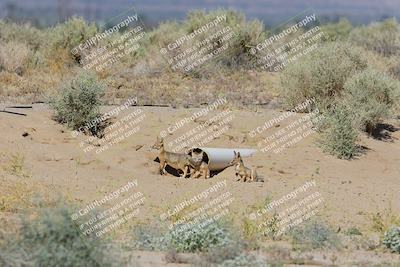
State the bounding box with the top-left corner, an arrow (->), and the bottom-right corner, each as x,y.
0,176 -> 56,213
0,41 -> 31,74
370,206 -> 400,234
1,152 -> 31,179
102,70 -> 280,107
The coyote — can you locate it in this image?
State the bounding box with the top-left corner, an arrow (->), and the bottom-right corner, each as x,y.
190,151 -> 210,179
152,137 -> 194,178
229,151 -> 262,182
192,151 -> 210,179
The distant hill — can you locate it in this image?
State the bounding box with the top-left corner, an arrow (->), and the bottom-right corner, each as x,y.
1,0 -> 400,27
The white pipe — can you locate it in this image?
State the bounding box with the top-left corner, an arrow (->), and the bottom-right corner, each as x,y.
191,147 -> 257,171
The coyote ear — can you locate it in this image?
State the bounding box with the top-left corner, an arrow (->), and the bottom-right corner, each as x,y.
237,152 -> 241,157
233,151 -> 236,156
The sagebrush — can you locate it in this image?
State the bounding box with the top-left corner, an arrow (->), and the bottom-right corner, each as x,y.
50,72 -> 105,135
319,105 -> 359,159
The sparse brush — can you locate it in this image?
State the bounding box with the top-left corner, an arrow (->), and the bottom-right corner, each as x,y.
3,153 -> 30,179
49,72 -> 106,136
0,41 -> 31,75
289,219 -> 340,249
343,68 -> 400,133
349,18 -> 400,57
319,104 -> 359,159
216,253 -> 270,267
371,207 -> 400,234
281,42 -> 367,111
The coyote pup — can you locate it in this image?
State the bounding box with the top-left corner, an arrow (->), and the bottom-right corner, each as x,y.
229,151 -> 260,182
152,137 -> 193,178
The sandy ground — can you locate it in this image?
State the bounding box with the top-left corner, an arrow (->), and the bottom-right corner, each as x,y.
1,104 -> 400,266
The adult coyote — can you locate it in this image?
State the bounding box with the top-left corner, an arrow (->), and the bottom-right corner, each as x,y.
152,137 -> 195,178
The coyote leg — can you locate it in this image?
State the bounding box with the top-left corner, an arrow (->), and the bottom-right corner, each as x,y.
182,165 -> 189,178
159,161 -> 166,175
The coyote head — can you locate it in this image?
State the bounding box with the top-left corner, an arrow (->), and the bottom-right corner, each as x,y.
229,151 -> 242,166
152,136 -> 164,149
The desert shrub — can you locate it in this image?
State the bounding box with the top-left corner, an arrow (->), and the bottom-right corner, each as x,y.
185,9 -> 265,69
47,17 -> 97,63
383,226 -> 400,253
0,21 -> 45,50
132,225 -> 169,251
281,42 -> 367,110
132,222 -> 233,253
350,18 -> 400,57
321,18 -> 352,42
371,208 -> 400,234
319,105 -> 359,159
343,69 -> 400,133
0,41 -> 31,74
289,220 -> 340,249
147,9 -> 265,75
50,72 -> 105,135
167,222 -> 233,252
0,205 -> 115,267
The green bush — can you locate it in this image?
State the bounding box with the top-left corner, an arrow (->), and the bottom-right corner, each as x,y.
182,9 -> 265,69
0,41 -> 32,74
350,18 -> 400,57
168,222 -> 233,252
319,105 -> 359,159
281,42 -> 367,110
132,225 -> 169,251
50,72 -> 105,135
343,69 -> 400,133
0,205 -> 114,267
47,17 -> 97,63
132,222 -> 233,253
0,21 -> 45,51
383,226 -> 400,253
289,220 -> 340,249
321,18 -> 352,42
147,9 -> 265,75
